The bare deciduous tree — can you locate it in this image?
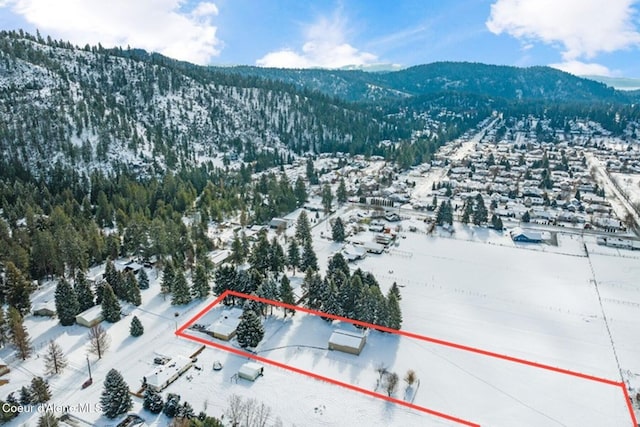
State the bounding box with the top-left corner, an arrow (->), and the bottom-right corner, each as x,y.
44,340 -> 68,375
383,372 -> 399,397
87,324 -> 110,359
404,369 -> 417,387
226,394 -> 273,427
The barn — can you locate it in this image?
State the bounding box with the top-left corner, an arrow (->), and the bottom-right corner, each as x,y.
238,362 -> 264,381
144,356 -> 194,392
328,330 -> 366,355
207,308 -> 243,341
510,227 -> 542,243
75,305 -> 103,328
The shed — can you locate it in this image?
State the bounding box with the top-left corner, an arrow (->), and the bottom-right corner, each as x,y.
75,305 -> 103,328
328,330 -> 366,355
238,362 -> 264,381
209,250 -> 231,268
510,227 -> 542,243
32,301 -> 56,317
144,355 -> 194,392
207,308 -> 243,341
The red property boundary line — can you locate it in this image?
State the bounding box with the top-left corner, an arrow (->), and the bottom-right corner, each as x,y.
175,290 -> 638,427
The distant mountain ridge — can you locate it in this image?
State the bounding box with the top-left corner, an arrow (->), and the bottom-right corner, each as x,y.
214,62 -> 630,104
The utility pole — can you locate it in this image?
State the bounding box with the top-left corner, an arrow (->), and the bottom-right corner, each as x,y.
86,355 -> 92,381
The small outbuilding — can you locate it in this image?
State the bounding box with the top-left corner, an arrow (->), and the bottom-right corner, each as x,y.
75,305 -> 103,328
510,227 -> 542,243
269,217 -> 292,230
144,355 -> 194,392
32,301 -> 56,317
207,308 -> 243,341
328,330 -> 366,355
238,362 -> 264,381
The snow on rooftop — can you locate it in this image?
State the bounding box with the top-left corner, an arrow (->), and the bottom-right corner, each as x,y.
144,355 -> 193,390
328,329 -> 366,349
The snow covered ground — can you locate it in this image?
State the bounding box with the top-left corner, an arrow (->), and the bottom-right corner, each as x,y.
3,213 -> 640,426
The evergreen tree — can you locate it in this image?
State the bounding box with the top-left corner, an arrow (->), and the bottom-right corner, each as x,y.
268,237 -> 285,274
20,385 -> 32,405
30,376 -> 51,403
303,270 -> 325,310
138,267 -> 149,289
295,211 -> 312,244
191,264 -> 209,299
230,232 -> 246,266
388,282 -> 401,302
322,281 -> 341,318
54,278 -> 80,326
161,260 -> 175,297
124,271 -> 141,306
5,262 -> 32,316
176,401 -> 195,420
236,309 -> 264,348
279,275 -> 296,316
249,231 -> 270,276
37,410 -> 59,427
321,184 -> 333,214
491,214 -> 504,230
130,316 -> 144,337
387,292 -> 402,330
300,238 -> 318,272
327,253 -> 350,288
171,269 -> 192,305
8,307 -> 32,360
287,240 -> 300,274
522,210 -> 531,223
44,339 -> 68,375
104,259 -> 117,291
143,387 -> 164,414
331,217 -> 346,242
461,200 -> 473,224
337,177 -> 348,204
473,194 -> 488,225
101,283 -> 121,323
0,308 -> 9,348
163,393 -> 181,418
213,265 -> 236,298
100,369 -> 132,419
339,275 -> 363,320
294,176 -> 307,207
74,271 -> 95,312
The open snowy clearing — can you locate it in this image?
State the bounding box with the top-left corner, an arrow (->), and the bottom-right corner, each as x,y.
3,214 -> 639,427
179,294 -> 630,427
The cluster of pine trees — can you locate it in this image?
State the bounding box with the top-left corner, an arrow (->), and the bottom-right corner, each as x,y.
160,259 -> 210,306
304,254 -> 402,330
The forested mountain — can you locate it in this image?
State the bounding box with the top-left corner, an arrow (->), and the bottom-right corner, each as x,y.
215,62 -> 630,103
0,30 -> 406,179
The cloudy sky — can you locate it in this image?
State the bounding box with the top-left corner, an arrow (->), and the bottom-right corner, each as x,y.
0,0 -> 639,77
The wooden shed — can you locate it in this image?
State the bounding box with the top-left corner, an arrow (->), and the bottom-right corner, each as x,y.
238,362 -> 264,381
328,330 -> 366,355
32,301 -> 56,317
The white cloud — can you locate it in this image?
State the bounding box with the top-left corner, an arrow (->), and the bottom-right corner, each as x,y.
256,10 -> 378,69
486,0 -> 640,60
549,60 -> 614,77
4,0 -> 222,64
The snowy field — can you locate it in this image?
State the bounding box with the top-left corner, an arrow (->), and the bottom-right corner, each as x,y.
612,173 -> 640,208
4,212 -> 640,427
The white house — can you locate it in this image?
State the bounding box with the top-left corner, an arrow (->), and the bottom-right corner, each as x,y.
144,356 -> 194,392
207,308 -> 243,341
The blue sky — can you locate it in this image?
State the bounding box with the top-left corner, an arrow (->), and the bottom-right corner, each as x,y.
1,0 -> 639,77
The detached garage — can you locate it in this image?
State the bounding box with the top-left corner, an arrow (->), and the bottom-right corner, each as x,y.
328,330 -> 366,355
75,305 -> 103,328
